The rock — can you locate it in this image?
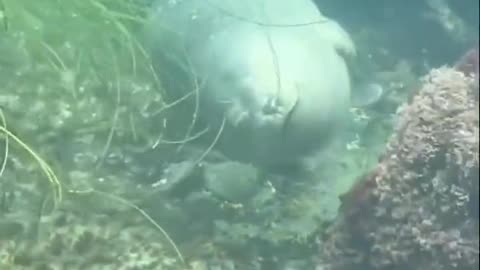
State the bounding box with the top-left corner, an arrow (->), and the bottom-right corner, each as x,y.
317,67 -> 479,270
204,161 -> 260,203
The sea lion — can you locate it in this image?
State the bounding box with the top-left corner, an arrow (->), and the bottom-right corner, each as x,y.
144,0 -> 364,169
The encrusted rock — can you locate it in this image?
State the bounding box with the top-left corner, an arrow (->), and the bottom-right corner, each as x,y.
317,64 -> 479,270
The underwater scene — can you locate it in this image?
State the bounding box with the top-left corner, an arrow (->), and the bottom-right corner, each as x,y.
0,0 -> 478,269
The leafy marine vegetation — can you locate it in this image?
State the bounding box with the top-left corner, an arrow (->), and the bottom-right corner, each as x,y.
0,0 -> 427,269
0,0 -> 189,268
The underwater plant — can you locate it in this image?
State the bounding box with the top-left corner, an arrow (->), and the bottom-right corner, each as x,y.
0,0 -> 190,268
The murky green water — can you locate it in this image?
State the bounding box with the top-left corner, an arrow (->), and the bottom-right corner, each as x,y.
0,0 -> 477,269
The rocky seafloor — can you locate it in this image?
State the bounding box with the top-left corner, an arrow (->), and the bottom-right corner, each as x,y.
316,49 -> 479,270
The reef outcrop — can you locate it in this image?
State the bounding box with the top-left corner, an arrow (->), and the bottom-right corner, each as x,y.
317,53 -> 479,270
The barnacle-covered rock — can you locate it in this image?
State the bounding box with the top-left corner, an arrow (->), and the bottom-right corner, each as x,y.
317,66 -> 479,270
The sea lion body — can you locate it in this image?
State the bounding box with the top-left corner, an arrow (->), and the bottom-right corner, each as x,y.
145,0 -> 356,168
